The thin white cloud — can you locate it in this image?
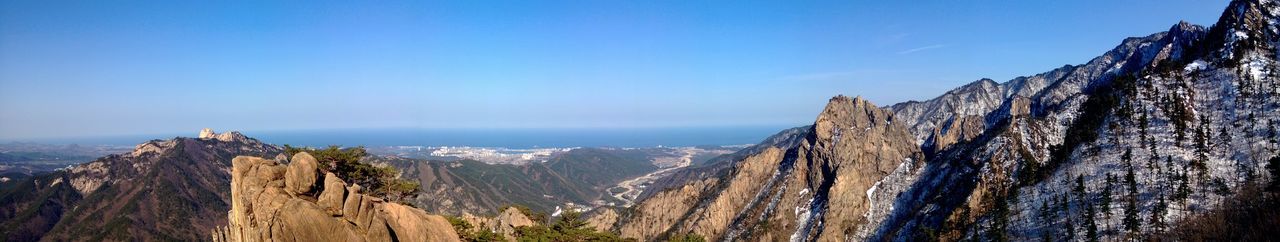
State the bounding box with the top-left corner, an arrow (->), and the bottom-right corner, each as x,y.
875,33 -> 911,47
897,44 -> 946,54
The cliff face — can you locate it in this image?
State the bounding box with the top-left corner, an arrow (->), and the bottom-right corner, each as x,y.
612,96 -> 925,241
214,153 -> 459,242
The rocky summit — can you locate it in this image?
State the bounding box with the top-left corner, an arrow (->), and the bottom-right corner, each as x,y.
213,152 -> 459,242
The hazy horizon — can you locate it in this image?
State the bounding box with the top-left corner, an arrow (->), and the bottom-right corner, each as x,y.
0,0 -> 1227,139
0,126 -> 792,148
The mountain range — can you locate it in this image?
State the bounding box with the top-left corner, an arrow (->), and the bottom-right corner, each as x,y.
3,0 -> 1280,241
594,0 -> 1280,241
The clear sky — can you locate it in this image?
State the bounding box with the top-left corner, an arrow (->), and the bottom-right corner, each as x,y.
0,0 -> 1229,139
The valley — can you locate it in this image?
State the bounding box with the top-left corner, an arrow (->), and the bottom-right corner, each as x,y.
608,147 -> 700,207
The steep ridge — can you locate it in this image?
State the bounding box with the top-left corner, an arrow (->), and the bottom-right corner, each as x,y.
873,0 -> 1280,240
864,18 -> 1214,241
636,126 -> 811,202
0,130 -> 280,241
612,0 -> 1280,241
212,153 -> 459,242
607,96 -> 925,241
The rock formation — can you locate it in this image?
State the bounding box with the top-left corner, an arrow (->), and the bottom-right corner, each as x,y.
584,208 -> 620,232
612,96 -> 926,241
213,153 -> 460,242
459,207 -> 536,240
200,128 -> 217,139
199,128 -> 253,143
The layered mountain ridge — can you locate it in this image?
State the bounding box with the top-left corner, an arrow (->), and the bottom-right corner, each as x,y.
3,1 -> 1278,241
599,0 -> 1280,241
0,130 -> 281,241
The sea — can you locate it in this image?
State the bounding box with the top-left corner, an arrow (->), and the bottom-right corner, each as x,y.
9,126 -> 797,149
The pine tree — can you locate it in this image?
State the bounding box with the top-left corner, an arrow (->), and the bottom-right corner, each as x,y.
1065,214 -> 1077,242
1139,111 -> 1150,147
1126,152 -> 1138,195
1268,120 -> 1278,146
1123,151 -> 1141,235
1193,114 -> 1210,176
1268,155 -> 1280,192
1101,173 -> 1114,217
1057,194 -> 1068,215
1040,200 -> 1053,241
1075,175 -> 1087,199
989,196 -> 1010,242
1174,167 -> 1192,203
1218,125 -> 1230,152
1143,111 -> 1157,164
1150,194 -> 1168,234
1084,203 -> 1099,242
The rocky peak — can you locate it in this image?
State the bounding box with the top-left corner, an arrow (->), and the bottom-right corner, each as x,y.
791,96 -> 924,240
1217,0 -> 1277,30
199,128 -> 216,139
1169,20 -> 1206,37
215,153 -> 460,242
814,95 -> 887,142
1166,21 -> 1207,49
1206,0 -> 1280,59
950,78 -> 1000,95
199,128 -> 253,143
129,139 -> 179,158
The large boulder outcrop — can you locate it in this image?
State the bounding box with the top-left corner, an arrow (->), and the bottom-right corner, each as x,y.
318,172 -> 347,215
284,152 -> 319,195
214,153 -> 460,242
492,207 -> 535,237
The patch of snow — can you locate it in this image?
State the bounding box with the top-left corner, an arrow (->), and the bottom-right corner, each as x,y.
1245,58 -> 1269,80
863,180 -> 882,221
790,198 -> 815,242
1184,60 -> 1207,72
1234,30 -> 1249,40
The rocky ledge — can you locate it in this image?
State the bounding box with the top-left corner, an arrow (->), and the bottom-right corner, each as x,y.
213,152 -> 459,242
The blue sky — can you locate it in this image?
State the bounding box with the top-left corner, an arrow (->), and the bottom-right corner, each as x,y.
0,0 -> 1228,139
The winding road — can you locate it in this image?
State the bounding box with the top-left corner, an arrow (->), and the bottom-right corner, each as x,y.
608,149 -> 694,207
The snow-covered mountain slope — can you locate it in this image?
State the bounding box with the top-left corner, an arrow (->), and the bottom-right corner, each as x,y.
875,0 -> 1279,240
596,0 -> 1280,241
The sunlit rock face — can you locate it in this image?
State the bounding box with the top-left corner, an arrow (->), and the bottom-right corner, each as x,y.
612,96 -> 925,241
214,152 -> 460,242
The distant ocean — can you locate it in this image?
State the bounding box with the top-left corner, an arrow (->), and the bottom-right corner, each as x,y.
10,126 -> 797,148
